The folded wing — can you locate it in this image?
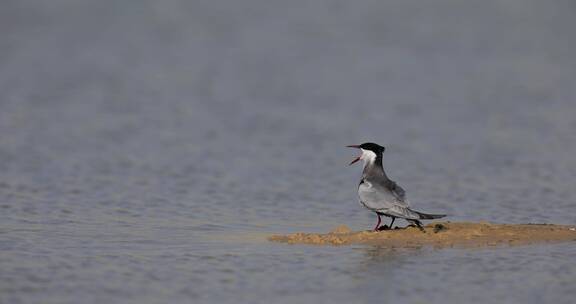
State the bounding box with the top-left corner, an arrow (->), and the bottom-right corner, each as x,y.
358,179 -> 421,219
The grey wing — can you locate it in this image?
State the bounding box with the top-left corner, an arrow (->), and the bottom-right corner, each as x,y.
358,179 -> 419,219
387,180 -> 408,204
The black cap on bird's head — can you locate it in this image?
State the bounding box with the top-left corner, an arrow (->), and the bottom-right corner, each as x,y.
346,142 -> 385,165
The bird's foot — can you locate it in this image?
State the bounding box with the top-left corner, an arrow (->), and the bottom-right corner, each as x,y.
376,225 -> 391,231
406,224 -> 426,233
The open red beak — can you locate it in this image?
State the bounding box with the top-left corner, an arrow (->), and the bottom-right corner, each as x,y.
349,156 -> 361,165
346,145 -> 361,165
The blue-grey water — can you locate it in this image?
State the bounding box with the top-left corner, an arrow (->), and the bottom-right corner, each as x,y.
2,1 -> 576,303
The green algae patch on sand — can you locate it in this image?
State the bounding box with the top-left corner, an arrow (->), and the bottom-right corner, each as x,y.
268,222 -> 576,248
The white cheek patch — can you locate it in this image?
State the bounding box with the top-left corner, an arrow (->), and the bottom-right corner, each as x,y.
360,149 -> 377,163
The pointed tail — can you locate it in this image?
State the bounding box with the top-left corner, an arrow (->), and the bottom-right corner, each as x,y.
413,210 -> 446,220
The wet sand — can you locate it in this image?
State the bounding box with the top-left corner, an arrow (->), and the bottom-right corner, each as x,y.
269,222 -> 576,248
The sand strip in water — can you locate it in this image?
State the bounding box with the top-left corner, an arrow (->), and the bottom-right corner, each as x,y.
269,222 -> 576,248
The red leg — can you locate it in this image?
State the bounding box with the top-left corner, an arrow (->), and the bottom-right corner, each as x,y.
373,214 -> 381,231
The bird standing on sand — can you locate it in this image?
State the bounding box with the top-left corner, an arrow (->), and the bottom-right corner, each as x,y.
347,143 -> 446,231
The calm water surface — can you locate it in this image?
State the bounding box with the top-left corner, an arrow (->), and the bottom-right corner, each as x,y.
2,1 -> 576,303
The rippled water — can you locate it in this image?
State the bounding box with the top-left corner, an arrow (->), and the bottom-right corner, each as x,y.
2,0 -> 576,303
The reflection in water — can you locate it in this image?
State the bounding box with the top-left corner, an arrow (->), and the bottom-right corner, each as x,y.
358,245 -> 424,267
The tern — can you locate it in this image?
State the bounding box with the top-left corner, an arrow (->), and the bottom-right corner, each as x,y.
348,142 -> 446,231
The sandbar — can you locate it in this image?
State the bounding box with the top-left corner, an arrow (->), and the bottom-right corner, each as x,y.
269,222 -> 576,248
